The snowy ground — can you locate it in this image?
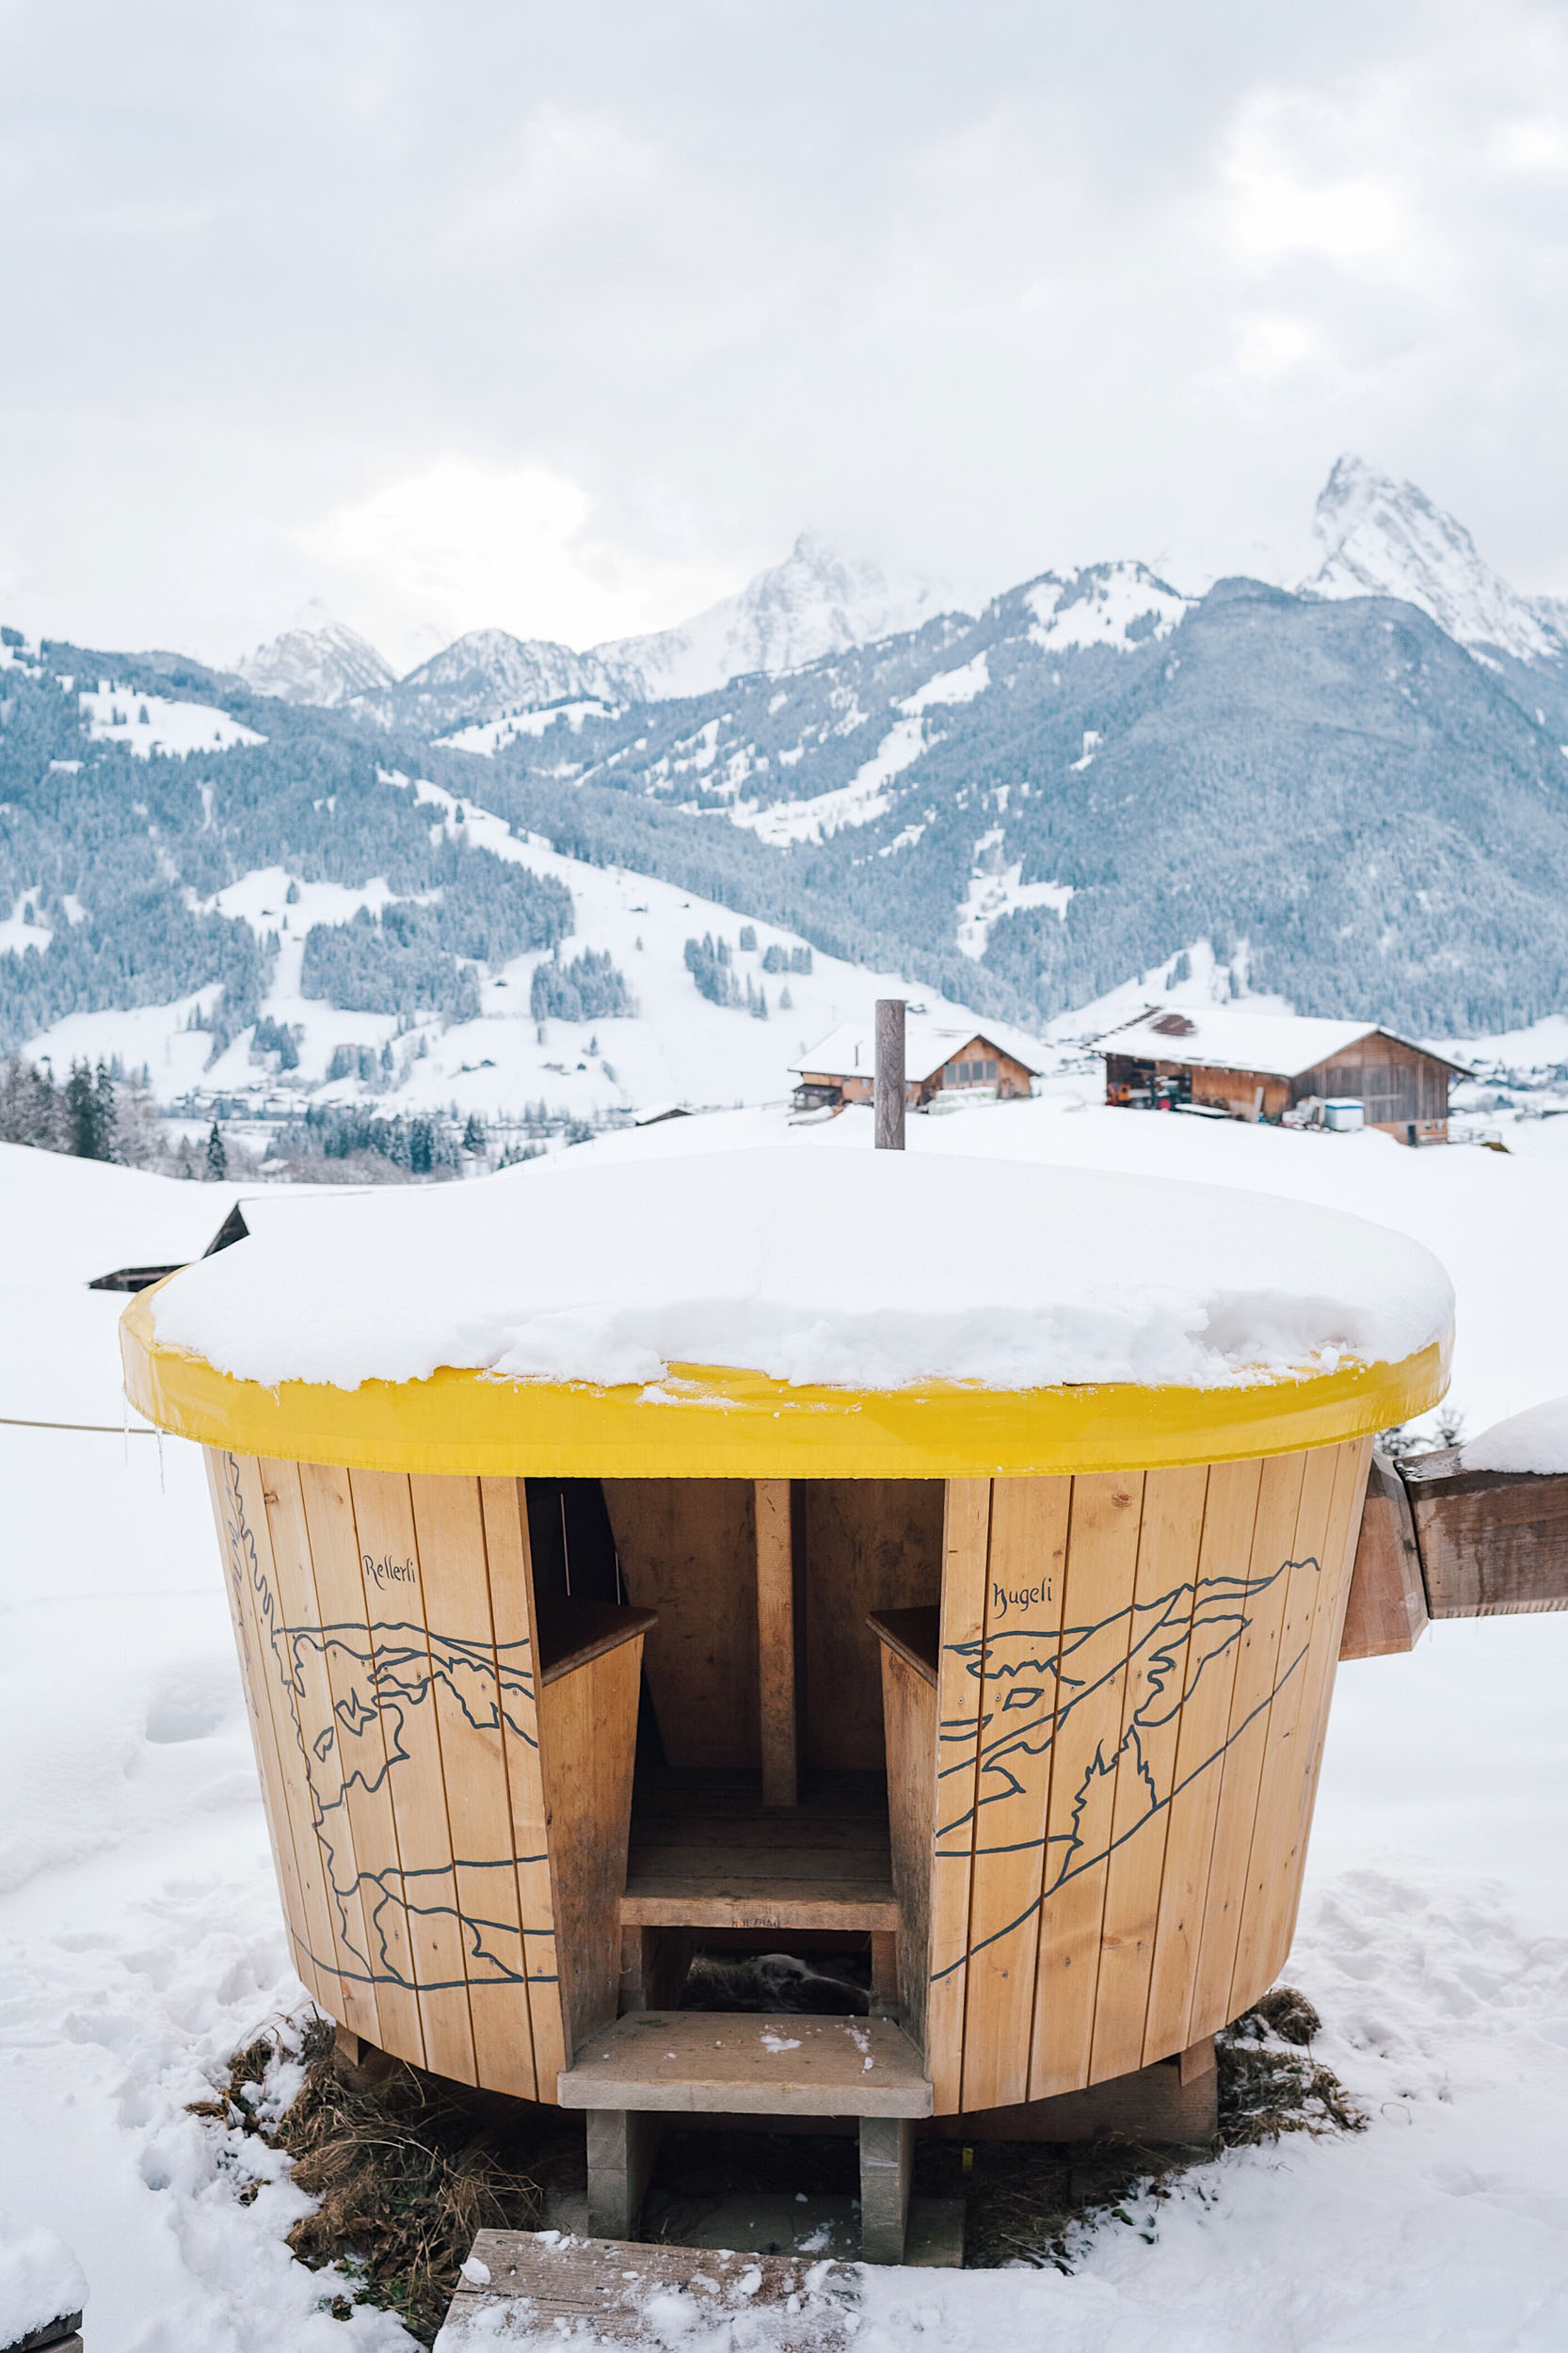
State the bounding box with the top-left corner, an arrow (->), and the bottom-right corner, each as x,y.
77,683 -> 265,758
1,1103 -> 1566,2347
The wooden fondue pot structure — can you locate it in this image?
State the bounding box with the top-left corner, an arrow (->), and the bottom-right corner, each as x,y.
121,1286 -> 1447,2133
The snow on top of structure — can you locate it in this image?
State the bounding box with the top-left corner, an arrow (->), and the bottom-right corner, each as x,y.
793,1017 -> 1046,1084
1096,1003 -> 1467,1080
0,2207 -> 86,2341
1462,1395 -> 1568,1476
150,1144 -> 1453,1396
1301,455 -> 1560,664
79,685 -> 264,758
1026,562 -> 1192,654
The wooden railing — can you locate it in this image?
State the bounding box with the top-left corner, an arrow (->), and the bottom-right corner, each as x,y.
1341,1446 -> 1568,1657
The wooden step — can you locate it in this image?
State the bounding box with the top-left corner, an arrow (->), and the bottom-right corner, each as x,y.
621,1767 -> 898,1930
557,2009 -> 933,2118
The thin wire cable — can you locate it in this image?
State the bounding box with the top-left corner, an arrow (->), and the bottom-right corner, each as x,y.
0,1414 -> 159,1435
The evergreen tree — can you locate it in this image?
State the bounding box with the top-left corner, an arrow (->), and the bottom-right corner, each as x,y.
205,1121 -> 228,1181
65,1058 -> 116,1160
462,1112 -> 488,1156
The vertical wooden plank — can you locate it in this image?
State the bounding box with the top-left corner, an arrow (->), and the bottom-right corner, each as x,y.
1142,1458 -> 1262,2063
755,1479 -> 798,1807
537,1637 -> 646,2056
296,1460 -> 426,2070
804,1481 -> 944,1770
878,1645 -> 936,2050
1088,1463 -> 1208,2085
1027,1472 -> 1145,2101
203,1449 -> 324,2009
957,1477 -> 1072,2113
224,1451 -> 344,2017
1225,1441 -> 1345,2020
347,1467 -> 478,2088
926,1479 -> 993,2114
258,1457 -> 381,2045
481,1476 -> 566,2094
409,1473 -> 538,2102
1187,1451 -> 1307,2042
602,1480 -> 759,1767
1268,1437 -> 1374,1976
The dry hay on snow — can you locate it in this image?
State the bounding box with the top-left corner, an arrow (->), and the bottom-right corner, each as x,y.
193,1983 -> 1365,2324
190,2016 -> 580,2344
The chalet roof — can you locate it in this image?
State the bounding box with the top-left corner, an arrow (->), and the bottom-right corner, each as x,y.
790,1016 -> 1046,1085
1094,1004 -> 1470,1081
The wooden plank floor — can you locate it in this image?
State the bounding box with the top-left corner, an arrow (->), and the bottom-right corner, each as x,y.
620,1769 -> 898,1930
438,2229 -> 859,2347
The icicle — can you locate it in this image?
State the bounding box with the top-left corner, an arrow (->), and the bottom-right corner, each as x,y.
122,1390 -> 130,1469
157,1427 -> 166,1495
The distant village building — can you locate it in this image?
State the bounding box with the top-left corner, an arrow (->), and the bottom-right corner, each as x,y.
1096,1005 -> 1465,1144
791,1019 -> 1043,1112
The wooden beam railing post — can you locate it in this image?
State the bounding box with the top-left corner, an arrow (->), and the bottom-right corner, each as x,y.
875,999 -> 906,1151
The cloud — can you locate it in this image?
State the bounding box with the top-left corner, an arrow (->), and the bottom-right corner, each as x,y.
1221,88 -> 1415,274
5,0 -> 1568,657
294,456 -> 739,663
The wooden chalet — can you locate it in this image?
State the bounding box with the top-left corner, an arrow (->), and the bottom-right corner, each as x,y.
1096,1005 -> 1467,1143
791,1018 -> 1042,1112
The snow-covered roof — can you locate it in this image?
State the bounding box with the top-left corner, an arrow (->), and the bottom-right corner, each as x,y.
149,1144 -> 1453,1397
792,1017 -> 1045,1084
1095,1005 -> 1468,1080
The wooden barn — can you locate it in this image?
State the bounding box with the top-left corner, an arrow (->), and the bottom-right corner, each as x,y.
792,1019 -> 1042,1112
1096,1005 -> 1466,1144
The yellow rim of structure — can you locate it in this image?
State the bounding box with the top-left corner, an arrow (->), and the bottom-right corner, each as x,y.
120,1285 -> 1450,1480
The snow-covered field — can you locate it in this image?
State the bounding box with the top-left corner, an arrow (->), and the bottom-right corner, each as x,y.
77,683 -> 266,758
20,773 -> 1015,1129
2,1102 -> 1567,2348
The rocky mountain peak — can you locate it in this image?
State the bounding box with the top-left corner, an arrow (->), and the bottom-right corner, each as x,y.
1302,454 -> 1560,665
603,535 -> 953,700
236,604 -> 395,705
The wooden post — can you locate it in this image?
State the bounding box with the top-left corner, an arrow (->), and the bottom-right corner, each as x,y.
859,2115 -> 914,2263
755,1479 -> 799,1806
875,999 -> 905,1150
585,2108 -> 663,2239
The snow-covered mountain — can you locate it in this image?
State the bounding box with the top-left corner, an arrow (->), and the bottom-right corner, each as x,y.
388,628 -> 621,734
1300,454 -> 1564,665
1023,561 -> 1192,653
302,537 -> 952,733
236,605 -> 395,705
606,533 -> 947,699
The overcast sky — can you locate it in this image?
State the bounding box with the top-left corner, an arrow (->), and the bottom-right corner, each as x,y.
3,0 -> 1566,670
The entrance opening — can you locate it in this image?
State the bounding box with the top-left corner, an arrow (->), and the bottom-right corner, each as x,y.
526,1476 -> 943,2014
